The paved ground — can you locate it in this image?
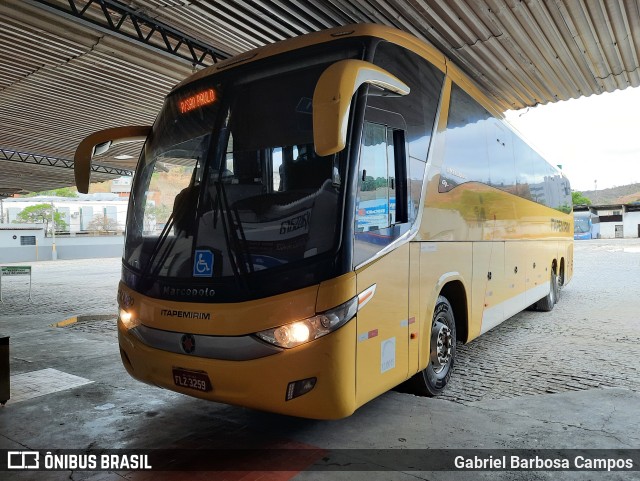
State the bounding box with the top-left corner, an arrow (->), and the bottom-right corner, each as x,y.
1,239 -> 639,480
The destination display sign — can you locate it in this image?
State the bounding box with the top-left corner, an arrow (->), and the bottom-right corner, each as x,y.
179,89 -> 216,114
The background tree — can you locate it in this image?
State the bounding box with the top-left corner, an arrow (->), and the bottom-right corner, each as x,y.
361,176 -> 388,192
87,214 -> 120,233
25,187 -> 78,198
143,204 -> 171,232
15,204 -> 68,233
572,191 -> 592,205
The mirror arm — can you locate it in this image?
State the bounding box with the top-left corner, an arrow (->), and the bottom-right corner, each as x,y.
313,60 -> 410,157
74,126 -> 151,193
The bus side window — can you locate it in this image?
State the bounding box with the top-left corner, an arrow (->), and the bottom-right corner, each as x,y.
354,112 -> 410,266
357,122 -> 392,232
356,121 -> 408,232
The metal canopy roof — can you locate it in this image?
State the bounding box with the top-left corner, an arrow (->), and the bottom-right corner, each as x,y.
0,0 -> 638,195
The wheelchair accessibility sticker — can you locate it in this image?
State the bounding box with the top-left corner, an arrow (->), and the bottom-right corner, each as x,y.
193,250 -> 214,277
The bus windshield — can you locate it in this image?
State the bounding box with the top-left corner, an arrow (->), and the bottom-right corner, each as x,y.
574,216 -> 590,234
124,60 -> 350,299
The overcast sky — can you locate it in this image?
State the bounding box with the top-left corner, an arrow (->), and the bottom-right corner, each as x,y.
504,85 -> 640,192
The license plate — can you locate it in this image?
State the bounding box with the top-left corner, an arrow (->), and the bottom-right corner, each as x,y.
172,368 -> 212,392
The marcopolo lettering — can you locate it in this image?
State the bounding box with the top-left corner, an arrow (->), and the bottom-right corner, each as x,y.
161,286 -> 216,298
160,309 -> 211,320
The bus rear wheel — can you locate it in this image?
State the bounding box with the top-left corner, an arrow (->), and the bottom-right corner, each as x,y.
407,295 -> 456,396
535,269 -> 558,312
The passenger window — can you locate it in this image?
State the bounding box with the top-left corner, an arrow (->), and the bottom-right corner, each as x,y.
272,147 -> 283,191
488,119 -> 516,194
439,84 -> 491,192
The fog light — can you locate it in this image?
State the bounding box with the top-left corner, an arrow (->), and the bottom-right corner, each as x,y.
286,377 -> 317,401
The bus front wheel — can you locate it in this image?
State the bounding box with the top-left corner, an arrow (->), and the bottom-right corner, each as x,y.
408,295 -> 456,397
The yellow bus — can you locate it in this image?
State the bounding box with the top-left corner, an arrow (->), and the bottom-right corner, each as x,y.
75,24 -> 573,419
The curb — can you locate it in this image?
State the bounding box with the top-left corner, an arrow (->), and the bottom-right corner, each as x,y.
51,314 -> 116,328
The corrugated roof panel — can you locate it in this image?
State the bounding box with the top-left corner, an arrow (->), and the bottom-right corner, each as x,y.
1,0 -> 639,194
0,0 -> 191,167
615,0 -> 640,86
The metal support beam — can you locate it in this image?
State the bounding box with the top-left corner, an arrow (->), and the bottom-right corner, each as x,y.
0,148 -> 133,178
29,0 -> 231,67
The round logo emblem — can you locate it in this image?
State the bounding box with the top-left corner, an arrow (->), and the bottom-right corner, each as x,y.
180,334 -> 196,354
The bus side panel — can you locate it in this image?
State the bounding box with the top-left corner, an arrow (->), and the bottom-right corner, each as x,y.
565,241 -> 574,284
408,242 -> 422,376
473,242 -> 505,336
418,241 -> 472,368
503,241 -> 529,319
556,238 -> 573,286
355,243 -> 410,407
525,242 -> 552,305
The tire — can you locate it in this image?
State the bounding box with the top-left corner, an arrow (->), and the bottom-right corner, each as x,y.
406,295 -> 456,396
558,263 -> 565,288
535,269 -> 557,312
556,263 -> 565,302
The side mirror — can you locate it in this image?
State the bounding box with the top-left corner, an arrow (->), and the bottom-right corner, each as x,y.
312,59 -> 410,157
74,126 -> 151,193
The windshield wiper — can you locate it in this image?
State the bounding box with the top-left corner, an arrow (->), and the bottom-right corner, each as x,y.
144,213 -> 177,279
209,170 -> 253,292
141,161 -> 199,281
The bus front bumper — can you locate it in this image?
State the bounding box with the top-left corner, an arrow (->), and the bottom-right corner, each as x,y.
118,319 -> 357,419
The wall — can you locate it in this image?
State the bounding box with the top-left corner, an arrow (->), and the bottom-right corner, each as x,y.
0,225 -> 45,262
598,222 -> 619,239
623,211 -> 640,238
593,205 -> 624,239
1,228 -> 123,262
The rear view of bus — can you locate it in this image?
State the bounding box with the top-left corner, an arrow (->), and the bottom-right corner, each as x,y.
76,24 -> 573,419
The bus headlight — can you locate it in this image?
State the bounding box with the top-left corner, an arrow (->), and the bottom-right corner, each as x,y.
255,296 -> 358,349
118,308 -> 138,329
119,309 -> 132,323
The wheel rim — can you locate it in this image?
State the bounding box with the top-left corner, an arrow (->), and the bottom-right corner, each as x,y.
430,318 -> 453,374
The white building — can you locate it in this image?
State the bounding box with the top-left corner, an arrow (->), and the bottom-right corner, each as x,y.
0,223 -> 45,249
591,204 -> 640,239
2,193 -> 128,234
623,204 -> 640,238
111,176 -> 132,196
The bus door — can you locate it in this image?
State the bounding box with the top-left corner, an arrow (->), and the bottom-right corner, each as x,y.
353,107 -> 411,405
